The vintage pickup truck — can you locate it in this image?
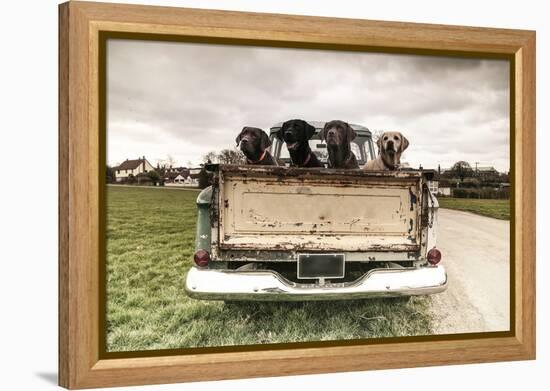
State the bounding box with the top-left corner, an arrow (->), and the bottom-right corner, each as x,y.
184,122 -> 447,301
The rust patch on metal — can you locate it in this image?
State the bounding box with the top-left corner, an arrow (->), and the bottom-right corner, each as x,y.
213,165 -> 424,254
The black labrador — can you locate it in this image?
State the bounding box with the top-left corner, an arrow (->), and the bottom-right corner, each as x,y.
319,120 -> 359,169
276,119 -> 323,168
236,126 -> 278,165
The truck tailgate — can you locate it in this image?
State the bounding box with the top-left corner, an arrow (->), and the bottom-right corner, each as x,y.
216,166 -> 422,252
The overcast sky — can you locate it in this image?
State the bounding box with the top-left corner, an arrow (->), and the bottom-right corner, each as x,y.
107,39 -> 510,172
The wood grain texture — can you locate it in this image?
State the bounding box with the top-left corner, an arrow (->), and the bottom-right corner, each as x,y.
517,34 -> 536,355
58,1 -> 536,388
58,3 -> 70,387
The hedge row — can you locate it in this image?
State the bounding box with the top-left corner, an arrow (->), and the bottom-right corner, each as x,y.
451,188 -> 509,199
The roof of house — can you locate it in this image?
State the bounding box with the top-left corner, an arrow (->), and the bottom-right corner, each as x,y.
164,169 -> 189,179
440,165 -> 499,173
477,166 -> 497,172
166,166 -> 188,173
116,158 -> 146,171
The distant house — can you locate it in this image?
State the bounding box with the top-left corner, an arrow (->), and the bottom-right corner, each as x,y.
185,176 -> 198,185
163,170 -> 180,184
476,166 -> 498,174
163,167 -> 190,184
439,164 -> 501,178
427,180 -> 439,194
114,156 -> 155,183
426,180 -> 451,196
174,174 -> 186,184
160,166 -> 200,187
476,166 -> 500,179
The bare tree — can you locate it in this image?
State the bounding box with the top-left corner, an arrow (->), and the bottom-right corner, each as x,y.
202,149 -> 245,165
371,129 -> 384,151
165,154 -> 176,168
202,151 -> 218,164
371,129 -> 384,140
447,161 -> 474,182
156,155 -> 177,168
218,149 -> 245,165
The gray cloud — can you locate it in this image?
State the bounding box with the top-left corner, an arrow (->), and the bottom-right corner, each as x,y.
107,39 -> 509,171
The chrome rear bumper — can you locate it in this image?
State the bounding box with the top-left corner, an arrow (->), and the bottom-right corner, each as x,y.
184,265 -> 447,301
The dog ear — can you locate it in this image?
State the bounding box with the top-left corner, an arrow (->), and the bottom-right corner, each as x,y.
346,123 -> 357,142
400,134 -> 409,152
376,134 -> 383,152
235,127 -> 246,146
259,130 -> 271,151
304,121 -> 316,140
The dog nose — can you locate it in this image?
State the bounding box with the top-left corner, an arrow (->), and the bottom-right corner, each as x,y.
327,129 -> 336,137
241,138 -> 248,143
285,131 -> 293,138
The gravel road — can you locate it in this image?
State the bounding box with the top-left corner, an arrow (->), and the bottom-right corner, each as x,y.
429,208 -> 510,334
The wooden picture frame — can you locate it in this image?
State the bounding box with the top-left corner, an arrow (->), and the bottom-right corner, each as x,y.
58,1 -> 536,389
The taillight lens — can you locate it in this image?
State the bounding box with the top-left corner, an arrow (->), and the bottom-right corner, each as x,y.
427,248 -> 442,265
194,249 -> 210,267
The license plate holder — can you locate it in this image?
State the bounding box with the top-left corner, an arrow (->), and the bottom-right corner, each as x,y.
297,253 -> 345,279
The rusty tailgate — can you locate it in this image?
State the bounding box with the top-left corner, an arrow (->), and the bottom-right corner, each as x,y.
214,166 -> 423,253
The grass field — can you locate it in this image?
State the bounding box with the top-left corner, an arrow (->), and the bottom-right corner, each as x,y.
438,197 -> 510,220
106,186 -> 435,352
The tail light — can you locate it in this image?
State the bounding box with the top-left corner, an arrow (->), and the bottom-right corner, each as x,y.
194,249 -> 210,267
427,248 -> 442,265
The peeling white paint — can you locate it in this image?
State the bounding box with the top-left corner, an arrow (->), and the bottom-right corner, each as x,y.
217,167 -> 423,252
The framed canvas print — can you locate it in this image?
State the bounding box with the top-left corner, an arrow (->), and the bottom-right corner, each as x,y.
58,1 -> 536,389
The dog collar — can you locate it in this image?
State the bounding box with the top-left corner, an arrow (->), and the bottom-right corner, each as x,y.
247,149 -> 268,164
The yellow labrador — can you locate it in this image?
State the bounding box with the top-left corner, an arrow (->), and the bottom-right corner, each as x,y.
363,131 -> 409,171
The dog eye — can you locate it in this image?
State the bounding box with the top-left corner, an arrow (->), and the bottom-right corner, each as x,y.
384,136 -> 388,141
393,136 -> 399,141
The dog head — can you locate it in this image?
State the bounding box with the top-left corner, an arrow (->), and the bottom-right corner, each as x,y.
276,119 -> 316,151
236,127 -> 271,159
377,131 -> 409,156
319,120 -> 356,146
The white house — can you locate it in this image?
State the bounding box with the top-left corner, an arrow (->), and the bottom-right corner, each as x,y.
184,176 -> 198,185
427,180 -> 451,196
427,180 -> 439,194
164,172 -> 199,187
174,174 -> 186,184
114,156 -> 156,182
